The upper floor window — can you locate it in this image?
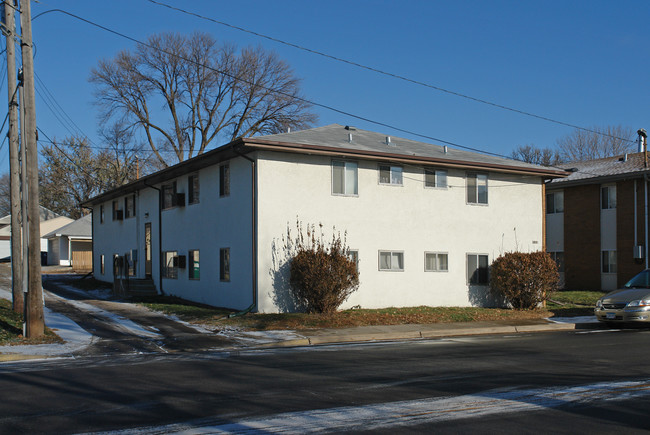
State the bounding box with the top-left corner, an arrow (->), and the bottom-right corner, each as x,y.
100,205 -> 104,224
332,160 -> 358,196
125,194 -> 135,218
162,181 -> 177,209
188,174 -> 200,204
467,253 -> 489,284
467,173 -> 488,205
601,185 -> 616,209
425,169 -> 448,188
379,165 -> 403,186
379,250 -> 404,271
220,164 -> 230,197
546,191 -> 564,214
112,200 -> 120,221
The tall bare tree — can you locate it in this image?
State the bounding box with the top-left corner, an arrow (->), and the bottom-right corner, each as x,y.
90,32 -> 317,167
511,144 -> 562,166
39,134 -> 148,218
556,125 -> 636,162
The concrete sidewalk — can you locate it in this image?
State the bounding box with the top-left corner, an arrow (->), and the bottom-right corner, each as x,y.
270,317 -> 591,347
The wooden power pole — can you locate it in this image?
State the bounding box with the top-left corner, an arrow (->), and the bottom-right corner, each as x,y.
19,0 -> 43,338
2,0 -> 23,313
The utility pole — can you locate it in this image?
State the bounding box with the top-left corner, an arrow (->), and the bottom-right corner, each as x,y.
2,0 -> 23,313
19,0 -> 43,338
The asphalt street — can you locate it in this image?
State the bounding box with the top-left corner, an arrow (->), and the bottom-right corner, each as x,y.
1,327 -> 649,434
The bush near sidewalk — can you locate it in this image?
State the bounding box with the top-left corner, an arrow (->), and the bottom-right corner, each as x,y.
490,251 -> 559,309
286,222 -> 359,313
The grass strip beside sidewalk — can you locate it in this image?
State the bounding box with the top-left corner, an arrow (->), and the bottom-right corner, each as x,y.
0,299 -> 62,346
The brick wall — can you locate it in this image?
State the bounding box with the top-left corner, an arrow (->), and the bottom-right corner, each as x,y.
617,178 -> 646,287
564,184 -> 601,289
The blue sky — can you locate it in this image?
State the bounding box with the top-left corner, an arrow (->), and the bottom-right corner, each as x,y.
3,0 -> 649,173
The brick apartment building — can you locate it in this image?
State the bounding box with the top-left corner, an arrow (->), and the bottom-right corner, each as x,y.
546,152 -> 650,291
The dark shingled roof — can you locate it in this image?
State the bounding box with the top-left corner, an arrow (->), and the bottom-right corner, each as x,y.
548,152 -> 650,187
255,124 -> 558,172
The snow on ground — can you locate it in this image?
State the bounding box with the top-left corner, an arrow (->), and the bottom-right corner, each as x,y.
0,287 -> 94,356
46,291 -> 162,339
548,316 -> 599,324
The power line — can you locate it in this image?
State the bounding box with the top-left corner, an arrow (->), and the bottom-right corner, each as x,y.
31,8 -> 517,160
144,0 -> 634,145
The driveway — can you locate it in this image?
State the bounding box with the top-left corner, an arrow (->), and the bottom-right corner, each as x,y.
40,274 -> 239,356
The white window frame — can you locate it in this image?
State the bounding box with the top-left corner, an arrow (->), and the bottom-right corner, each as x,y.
188,173 -> 200,205
332,160 -> 359,196
378,164 -> 403,186
378,250 -> 404,271
467,253 -> 489,285
546,191 -> 564,214
424,169 -> 448,189
220,247 -> 230,281
220,164 -> 230,197
348,249 -> 359,272
602,250 -> 617,274
466,172 -> 488,205
188,249 -> 200,280
163,250 -> 178,279
548,251 -> 565,273
424,252 -> 449,272
601,185 -> 616,210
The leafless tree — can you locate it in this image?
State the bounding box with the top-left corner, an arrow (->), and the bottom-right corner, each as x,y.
39,134 -> 146,218
90,32 -> 317,167
511,144 -> 562,166
556,125 -> 636,162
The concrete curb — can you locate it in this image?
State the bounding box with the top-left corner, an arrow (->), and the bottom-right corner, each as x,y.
292,321 -> 579,347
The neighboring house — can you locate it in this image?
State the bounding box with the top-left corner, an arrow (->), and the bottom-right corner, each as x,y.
84,124 -> 566,313
42,214 -> 92,271
546,151 -> 650,291
0,206 -> 73,261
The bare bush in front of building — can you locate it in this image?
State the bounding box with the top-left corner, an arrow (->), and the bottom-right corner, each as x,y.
287,222 -> 359,313
490,251 -> 559,309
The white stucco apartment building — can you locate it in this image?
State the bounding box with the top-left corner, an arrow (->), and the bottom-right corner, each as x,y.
84,124 -> 566,313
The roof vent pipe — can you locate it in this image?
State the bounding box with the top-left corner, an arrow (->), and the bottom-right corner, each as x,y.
444,145 -> 448,154
348,133 -> 353,143
386,136 -> 392,146
287,127 -> 291,133
639,129 -> 648,168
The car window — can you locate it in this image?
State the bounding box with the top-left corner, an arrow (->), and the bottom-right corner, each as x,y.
624,270 -> 650,288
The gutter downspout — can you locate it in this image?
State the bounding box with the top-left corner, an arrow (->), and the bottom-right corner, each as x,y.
643,173 -> 648,269
230,147 -> 257,317
143,180 -> 164,295
634,179 -> 638,250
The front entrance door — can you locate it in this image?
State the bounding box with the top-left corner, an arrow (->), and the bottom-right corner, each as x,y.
145,223 -> 152,278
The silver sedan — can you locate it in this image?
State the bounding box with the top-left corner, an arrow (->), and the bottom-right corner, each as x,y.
595,270 -> 650,323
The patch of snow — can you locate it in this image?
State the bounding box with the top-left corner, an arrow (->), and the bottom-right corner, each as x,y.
219,328 -> 306,344
0,306 -> 94,357
548,316 -> 598,324
47,292 -> 162,339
